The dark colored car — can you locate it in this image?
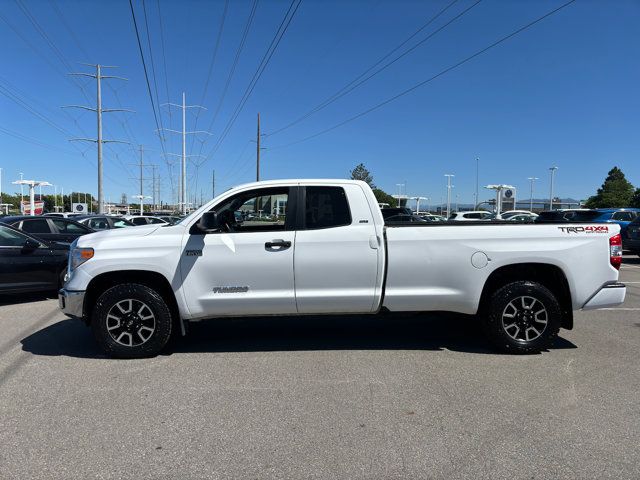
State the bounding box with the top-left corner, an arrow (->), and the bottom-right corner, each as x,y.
75,215 -> 134,231
624,216 -> 640,255
0,223 -> 68,294
385,214 -> 427,223
0,215 -> 93,244
535,210 -> 601,223
590,208 -> 640,238
381,207 -> 412,219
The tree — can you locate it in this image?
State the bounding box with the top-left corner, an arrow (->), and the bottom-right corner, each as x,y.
372,188 -> 397,208
349,163 -> 375,188
631,188 -> 640,208
584,167 -> 635,208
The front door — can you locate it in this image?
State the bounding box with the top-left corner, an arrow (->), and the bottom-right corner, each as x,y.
0,226 -> 54,292
179,186 -> 297,318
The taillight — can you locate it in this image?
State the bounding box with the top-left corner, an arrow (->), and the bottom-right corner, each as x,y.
610,234 -> 622,270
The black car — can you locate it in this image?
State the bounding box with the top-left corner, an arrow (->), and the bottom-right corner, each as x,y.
75,215 -> 134,231
0,223 -> 68,294
624,216 -> 640,255
0,215 -> 93,244
385,214 -> 427,224
381,207 -> 412,219
535,210 -> 600,223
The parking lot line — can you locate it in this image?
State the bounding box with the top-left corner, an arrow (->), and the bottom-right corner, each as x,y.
598,307 -> 640,311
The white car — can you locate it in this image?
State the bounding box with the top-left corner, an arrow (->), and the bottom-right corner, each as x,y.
123,215 -> 169,226
449,211 -> 493,221
500,210 -> 539,220
60,179 -> 626,358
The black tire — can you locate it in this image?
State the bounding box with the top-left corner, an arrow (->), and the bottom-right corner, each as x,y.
91,283 -> 172,359
58,267 -> 67,290
482,281 -> 561,354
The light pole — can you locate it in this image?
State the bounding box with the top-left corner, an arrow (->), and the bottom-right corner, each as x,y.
444,174 -> 454,218
528,177 -> 539,211
19,172 -> 24,203
549,166 -> 558,210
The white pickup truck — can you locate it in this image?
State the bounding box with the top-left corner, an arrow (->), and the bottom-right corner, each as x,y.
59,179 -> 626,358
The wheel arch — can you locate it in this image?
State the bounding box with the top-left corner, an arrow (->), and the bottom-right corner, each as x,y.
84,270 -> 184,334
478,263 -> 573,330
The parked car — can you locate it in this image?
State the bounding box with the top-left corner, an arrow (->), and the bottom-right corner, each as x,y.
0,215 -> 93,244
506,214 -> 537,223
590,208 -> 640,238
535,209 -> 601,223
59,179 -> 625,358
500,210 -> 538,220
380,207 -> 412,219
157,216 -> 183,225
449,211 -> 493,221
0,223 -> 68,294
419,214 -> 446,222
385,214 -> 427,223
76,215 -> 135,231
45,212 -> 82,218
123,215 -> 170,226
623,216 -> 640,255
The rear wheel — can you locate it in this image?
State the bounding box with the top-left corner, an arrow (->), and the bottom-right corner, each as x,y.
483,281 -> 561,354
91,283 -> 172,358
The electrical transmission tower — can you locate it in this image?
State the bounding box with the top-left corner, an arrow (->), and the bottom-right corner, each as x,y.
160,92 -> 211,214
63,64 -> 132,214
129,145 -> 153,214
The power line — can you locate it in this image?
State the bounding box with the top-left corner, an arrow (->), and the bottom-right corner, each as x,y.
271,0 -> 577,150
141,0 -> 166,142
206,0 -> 259,134
49,0 -> 91,61
156,0 -> 174,156
128,0 -> 166,158
188,0 -> 230,156
200,0 -> 302,166
267,0 -> 479,137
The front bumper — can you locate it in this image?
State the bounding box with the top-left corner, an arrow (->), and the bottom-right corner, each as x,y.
58,288 -> 85,319
582,283 -> 626,310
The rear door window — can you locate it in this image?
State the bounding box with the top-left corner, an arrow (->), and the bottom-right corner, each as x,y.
51,219 -> 89,233
612,211 -> 635,221
304,187 -> 351,229
20,219 -> 51,234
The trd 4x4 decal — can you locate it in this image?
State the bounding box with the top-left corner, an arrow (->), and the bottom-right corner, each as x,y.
558,225 -> 609,234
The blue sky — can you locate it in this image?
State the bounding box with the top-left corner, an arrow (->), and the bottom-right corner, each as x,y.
1,0 -> 639,206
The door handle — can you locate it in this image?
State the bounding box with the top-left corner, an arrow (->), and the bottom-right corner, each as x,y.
265,239 -> 291,250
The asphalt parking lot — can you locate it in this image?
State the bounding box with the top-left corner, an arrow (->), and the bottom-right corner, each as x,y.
0,256 -> 639,480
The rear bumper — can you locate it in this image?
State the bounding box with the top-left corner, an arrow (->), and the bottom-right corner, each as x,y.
58,288 -> 85,319
581,283 -> 626,310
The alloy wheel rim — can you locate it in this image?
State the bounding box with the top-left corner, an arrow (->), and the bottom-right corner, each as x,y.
106,299 -> 156,347
501,295 -> 548,342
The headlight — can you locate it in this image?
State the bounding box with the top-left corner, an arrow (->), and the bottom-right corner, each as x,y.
70,246 -> 94,271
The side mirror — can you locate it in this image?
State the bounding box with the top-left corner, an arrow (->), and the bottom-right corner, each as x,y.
22,238 -> 40,252
198,211 -> 220,232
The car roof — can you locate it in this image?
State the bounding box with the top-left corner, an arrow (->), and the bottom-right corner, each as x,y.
595,208 -> 640,212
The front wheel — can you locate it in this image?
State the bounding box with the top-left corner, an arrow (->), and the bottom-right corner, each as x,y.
483,281 -> 562,354
91,283 -> 173,358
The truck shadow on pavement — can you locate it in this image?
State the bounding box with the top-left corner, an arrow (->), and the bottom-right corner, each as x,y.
0,291 -> 57,306
20,312 -> 577,359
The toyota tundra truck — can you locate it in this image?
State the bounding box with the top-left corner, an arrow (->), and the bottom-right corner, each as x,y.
59,179 -> 626,358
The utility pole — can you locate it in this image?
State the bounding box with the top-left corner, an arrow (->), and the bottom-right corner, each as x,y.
528,177 -> 539,211
549,166 -> 558,210
444,174 -> 455,218
19,172 -> 24,202
64,64 -> 131,214
161,92 -> 210,215
129,145 -> 152,214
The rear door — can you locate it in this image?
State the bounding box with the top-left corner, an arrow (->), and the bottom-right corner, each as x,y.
294,184 -> 381,314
